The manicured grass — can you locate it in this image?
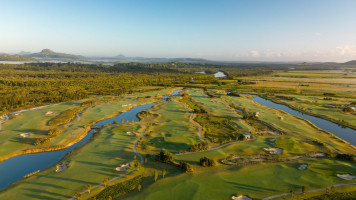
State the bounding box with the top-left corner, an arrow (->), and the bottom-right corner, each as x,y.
186,88 -> 237,118
139,96 -> 201,154
0,123 -> 143,199
121,158 -> 356,200
269,94 -> 356,126
222,95 -> 356,154
0,88 -> 178,161
0,102 -> 78,160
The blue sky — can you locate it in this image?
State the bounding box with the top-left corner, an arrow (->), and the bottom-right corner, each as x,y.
1,0 -> 356,61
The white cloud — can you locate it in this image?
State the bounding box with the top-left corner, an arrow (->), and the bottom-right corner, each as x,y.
249,50 -> 260,57
315,32 -> 321,36
336,45 -> 356,56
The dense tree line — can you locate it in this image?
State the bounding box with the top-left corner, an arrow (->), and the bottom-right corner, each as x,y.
0,63 -> 213,114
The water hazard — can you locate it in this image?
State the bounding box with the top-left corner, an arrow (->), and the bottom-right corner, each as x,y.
0,90 -> 181,190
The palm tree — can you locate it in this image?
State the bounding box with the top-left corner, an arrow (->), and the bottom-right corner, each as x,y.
74,192 -> 81,200
85,184 -> 92,194
162,169 -> 166,178
154,170 -> 158,182
103,178 -> 109,187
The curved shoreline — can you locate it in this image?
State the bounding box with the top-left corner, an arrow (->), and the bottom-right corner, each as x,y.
261,95 -> 356,130
248,96 -> 356,151
0,88 -> 180,163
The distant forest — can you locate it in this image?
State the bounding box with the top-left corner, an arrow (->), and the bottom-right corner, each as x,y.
0,61 -> 348,114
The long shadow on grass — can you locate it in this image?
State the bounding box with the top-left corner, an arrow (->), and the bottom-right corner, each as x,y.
76,160 -> 116,168
24,188 -> 71,199
25,181 -> 67,189
225,181 -> 278,192
40,175 -> 96,185
9,137 -> 37,145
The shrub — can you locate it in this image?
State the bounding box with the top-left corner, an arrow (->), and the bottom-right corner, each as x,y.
48,128 -> 61,136
92,175 -> 143,200
335,154 -> 355,162
188,142 -> 210,152
200,157 -> 216,167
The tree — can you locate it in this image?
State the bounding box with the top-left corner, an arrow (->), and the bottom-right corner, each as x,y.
85,184 -> 92,194
302,186 -> 308,198
133,155 -> 137,160
154,170 -> 158,182
144,157 -> 148,163
162,169 -> 167,178
138,184 -> 142,192
74,192 -> 81,200
199,157 -> 216,167
108,196 -> 112,200
103,177 -> 109,187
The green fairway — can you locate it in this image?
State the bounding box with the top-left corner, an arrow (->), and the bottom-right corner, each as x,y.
0,88 -> 177,161
222,95 -> 356,154
139,96 -> 201,154
0,123 -> 143,200
121,158 -> 356,200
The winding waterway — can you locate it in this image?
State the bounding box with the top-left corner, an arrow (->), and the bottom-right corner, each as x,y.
0,90 -> 181,190
250,95 -> 356,146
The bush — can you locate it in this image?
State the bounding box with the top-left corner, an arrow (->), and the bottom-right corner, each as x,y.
155,150 -> 174,164
48,107 -> 83,126
48,128 -> 61,136
200,157 -> 216,167
188,142 -> 210,152
179,162 -> 194,173
34,137 -> 51,145
92,175 -> 143,200
335,154 -> 355,162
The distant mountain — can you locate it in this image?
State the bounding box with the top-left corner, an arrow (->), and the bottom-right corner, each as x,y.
0,54 -> 37,61
17,51 -> 32,56
29,49 -> 86,60
343,60 -> 356,65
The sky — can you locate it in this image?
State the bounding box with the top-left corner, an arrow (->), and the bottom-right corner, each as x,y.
1,0 -> 356,62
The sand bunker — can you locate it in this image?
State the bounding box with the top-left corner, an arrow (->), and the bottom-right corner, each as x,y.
45,111 -> 54,115
20,133 -> 31,138
126,131 -> 135,136
337,174 -> 355,180
259,131 -> 280,135
56,162 -> 68,172
232,195 -> 252,200
116,163 -> 130,171
264,147 -> 283,154
298,164 -> 308,170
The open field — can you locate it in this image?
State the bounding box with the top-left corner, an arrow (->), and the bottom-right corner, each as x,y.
0,123 -> 144,199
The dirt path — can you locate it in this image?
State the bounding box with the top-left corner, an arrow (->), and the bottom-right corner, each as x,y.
176,100 -> 256,155
262,183 -> 356,200
179,102 -> 211,148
